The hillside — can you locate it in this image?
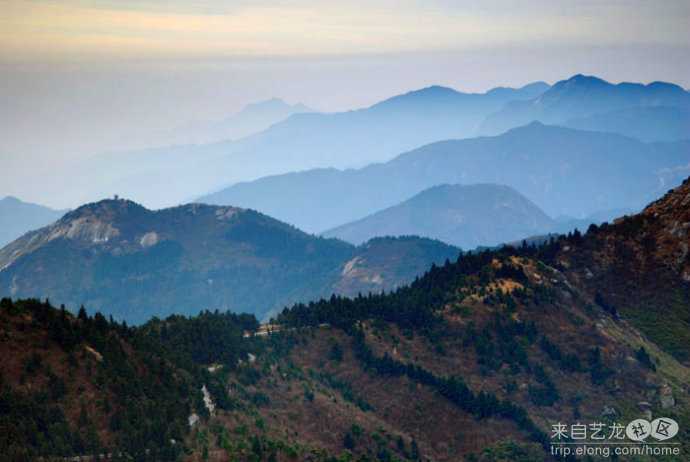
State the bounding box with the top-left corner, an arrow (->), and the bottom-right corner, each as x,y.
0,299 -> 199,460
200,122 -> 690,233
84,82 -> 549,208
324,184 -> 555,249
334,236 -> 460,298
4,178 -> 690,461
266,178 -> 690,461
555,177 -> 690,361
480,74 -> 690,138
0,199 -> 458,323
0,196 -> 66,248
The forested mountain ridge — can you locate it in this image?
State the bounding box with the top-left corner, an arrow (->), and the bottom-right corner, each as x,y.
269,178 -> 690,460
554,176 -> 690,361
0,298 -> 199,460
0,199 -> 458,323
3,178 -> 690,461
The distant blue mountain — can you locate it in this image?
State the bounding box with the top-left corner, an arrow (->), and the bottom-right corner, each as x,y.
322,184 -> 555,249
86,82 -> 550,208
562,106 -> 690,142
200,123 -> 690,233
230,82 -> 550,170
480,74 -> 690,137
0,196 -> 66,248
162,98 -> 314,145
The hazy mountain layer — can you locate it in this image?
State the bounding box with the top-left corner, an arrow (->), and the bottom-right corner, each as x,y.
323,184 -> 555,249
161,98 -> 313,145
480,74 -> 690,137
84,82 -> 549,208
562,105 -> 690,142
201,122 -> 690,233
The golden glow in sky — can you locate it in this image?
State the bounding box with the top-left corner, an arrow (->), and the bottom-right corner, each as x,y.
2,0 -> 688,59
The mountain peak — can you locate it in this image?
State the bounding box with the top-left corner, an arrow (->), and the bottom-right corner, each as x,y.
645,80 -> 687,94
62,197 -> 145,220
0,196 -> 22,204
240,98 -> 312,115
371,85 -> 463,109
502,120 -> 549,134
520,81 -> 550,91
0,194 -> 457,323
557,74 -> 610,89
324,182 -> 554,249
416,85 -> 459,95
643,176 -> 690,219
568,73 -> 602,81
485,81 -> 550,98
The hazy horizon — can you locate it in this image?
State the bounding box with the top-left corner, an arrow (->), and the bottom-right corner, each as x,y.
2,0 -> 689,209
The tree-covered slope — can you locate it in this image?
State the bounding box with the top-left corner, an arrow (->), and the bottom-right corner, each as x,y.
0,199 -> 458,323
3,177 -> 690,461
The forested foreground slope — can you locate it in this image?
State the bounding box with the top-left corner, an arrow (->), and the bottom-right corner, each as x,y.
2,178 -> 690,461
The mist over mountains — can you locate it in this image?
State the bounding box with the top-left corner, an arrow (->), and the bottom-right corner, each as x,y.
79,74 -> 690,210
83,81 -> 549,208
323,184 -> 555,249
160,98 -> 314,146
480,74 -> 690,138
201,122 -> 690,233
563,105 -> 690,142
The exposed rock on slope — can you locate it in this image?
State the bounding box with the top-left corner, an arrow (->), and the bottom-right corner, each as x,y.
0,199 -> 458,323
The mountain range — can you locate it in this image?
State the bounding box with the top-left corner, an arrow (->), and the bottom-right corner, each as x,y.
323,184 -> 555,249
201,122 -> 690,233
480,74 -> 690,139
0,196 -> 66,248
81,75 -> 690,210
4,176 -> 689,461
83,82 -> 550,208
0,199 -> 458,323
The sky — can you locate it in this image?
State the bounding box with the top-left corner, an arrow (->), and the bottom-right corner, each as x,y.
1,0 -> 689,207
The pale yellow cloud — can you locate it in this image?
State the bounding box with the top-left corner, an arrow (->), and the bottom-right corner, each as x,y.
0,0 -> 685,60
